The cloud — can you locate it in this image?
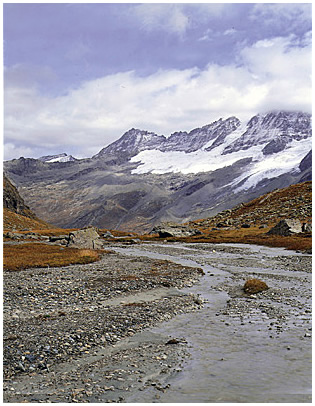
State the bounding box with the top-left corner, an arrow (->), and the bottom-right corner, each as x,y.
132,4 -> 190,36
4,33 -> 312,160
131,3 -> 229,37
250,3 -> 311,33
223,28 -> 237,36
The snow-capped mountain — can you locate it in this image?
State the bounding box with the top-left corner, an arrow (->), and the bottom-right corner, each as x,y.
127,111 -> 311,191
93,129 -> 166,160
4,110 -> 312,232
38,153 -> 77,163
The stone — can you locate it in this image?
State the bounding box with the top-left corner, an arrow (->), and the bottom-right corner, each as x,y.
49,235 -> 69,242
150,222 -> 202,238
267,219 -> 302,236
302,222 -> 312,233
102,231 -> 115,238
67,227 -> 103,249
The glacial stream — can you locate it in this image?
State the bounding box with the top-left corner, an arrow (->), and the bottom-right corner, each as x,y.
112,242 -> 312,403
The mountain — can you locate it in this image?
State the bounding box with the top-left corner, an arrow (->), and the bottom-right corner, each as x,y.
38,153 -> 77,163
3,110 -> 312,232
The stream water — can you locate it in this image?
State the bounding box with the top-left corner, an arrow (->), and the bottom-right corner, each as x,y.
112,242 -> 312,403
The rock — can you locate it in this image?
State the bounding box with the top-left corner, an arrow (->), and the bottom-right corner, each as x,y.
241,223 -> 250,228
102,231 -> 115,238
243,279 -> 269,294
67,227 -> 103,249
302,222 -> 312,233
150,222 -> 202,238
267,219 -> 302,236
216,222 -> 228,228
165,338 -> 180,345
3,231 -> 15,239
49,235 -> 69,242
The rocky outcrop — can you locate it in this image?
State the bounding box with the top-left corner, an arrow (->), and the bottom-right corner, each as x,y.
67,227 -> 104,249
267,219 -> 303,236
150,223 -> 202,238
3,174 -> 36,219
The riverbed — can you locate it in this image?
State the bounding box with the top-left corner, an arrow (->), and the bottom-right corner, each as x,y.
3,241 -> 312,403
113,242 -> 312,403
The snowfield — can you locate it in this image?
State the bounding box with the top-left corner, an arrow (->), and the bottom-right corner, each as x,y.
130,123 -> 311,191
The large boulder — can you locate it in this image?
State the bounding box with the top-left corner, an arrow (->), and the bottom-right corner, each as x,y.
150,222 -> 202,238
67,227 -> 103,249
267,219 -> 302,236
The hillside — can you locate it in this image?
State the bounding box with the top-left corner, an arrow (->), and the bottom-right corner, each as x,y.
3,174 -> 53,231
190,181 -> 312,230
142,181 -> 312,252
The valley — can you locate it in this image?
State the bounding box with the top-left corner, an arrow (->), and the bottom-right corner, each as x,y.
3,242 -> 312,403
3,109 -> 312,403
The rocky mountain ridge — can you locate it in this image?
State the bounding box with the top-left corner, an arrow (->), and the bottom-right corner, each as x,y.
4,110 -> 312,232
94,111 -> 311,165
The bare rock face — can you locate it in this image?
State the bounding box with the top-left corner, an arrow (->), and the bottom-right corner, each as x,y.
3,174 -> 36,219
267,219 -> 302,236
67,227 -> 103,249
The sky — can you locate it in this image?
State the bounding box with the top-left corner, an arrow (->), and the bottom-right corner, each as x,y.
3,2 -> 312,160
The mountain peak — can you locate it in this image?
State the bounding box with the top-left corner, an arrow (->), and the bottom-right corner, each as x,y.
39,153 -> 77,163
222,110 -> 311,155
93,128 -> 166,159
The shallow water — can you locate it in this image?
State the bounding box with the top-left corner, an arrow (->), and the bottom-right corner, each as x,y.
113,242 -> 312,403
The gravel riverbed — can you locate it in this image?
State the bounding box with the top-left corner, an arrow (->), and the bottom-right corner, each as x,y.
3,241 -> 312,403
3,246 -> 204,403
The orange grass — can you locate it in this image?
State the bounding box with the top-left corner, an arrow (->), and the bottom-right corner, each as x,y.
3,243 -> 104,271
141,225 -> 312,252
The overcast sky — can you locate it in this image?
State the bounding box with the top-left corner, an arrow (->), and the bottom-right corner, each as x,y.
3,2 -> 312,160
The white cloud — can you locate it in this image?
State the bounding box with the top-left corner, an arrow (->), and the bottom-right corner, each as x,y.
223,28 -> 237,36
4,33 -> 312,160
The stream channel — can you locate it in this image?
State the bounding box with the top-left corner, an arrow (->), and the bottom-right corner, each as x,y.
112,242 -> 312,403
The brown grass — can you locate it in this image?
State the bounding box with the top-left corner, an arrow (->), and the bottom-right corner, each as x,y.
3,243 -> 104,271
140,225 -> 312,252
3,208 -> 53,231
243,279 -> 269,294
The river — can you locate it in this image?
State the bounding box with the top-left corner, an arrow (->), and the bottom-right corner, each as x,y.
112,242 -> 312,403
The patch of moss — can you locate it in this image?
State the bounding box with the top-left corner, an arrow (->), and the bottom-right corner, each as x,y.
243,278 -> 269,294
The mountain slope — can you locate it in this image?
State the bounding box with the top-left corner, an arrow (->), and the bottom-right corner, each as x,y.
3,174 -> 52,230
190,181 -> 312,230
3,110 -> 312,232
